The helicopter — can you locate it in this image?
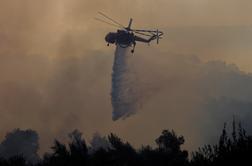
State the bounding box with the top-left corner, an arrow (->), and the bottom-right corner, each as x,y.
95,12 -> 164,53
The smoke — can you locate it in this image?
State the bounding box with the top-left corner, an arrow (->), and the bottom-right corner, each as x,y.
111,46 -> 140,121
0,0 -> 252,154
200,97 -> 252,144
0,129 -> 39,163
130,53 -> 252,148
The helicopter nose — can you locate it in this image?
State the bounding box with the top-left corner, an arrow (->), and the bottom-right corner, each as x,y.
105,33 -> 110,42
105,33 -> 116,44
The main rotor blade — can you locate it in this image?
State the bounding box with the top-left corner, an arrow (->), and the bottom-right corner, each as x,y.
98,12 -> 125,29
94,17 -> 121,28
134,31 -> 153,37
134,30 -> 157,36
133,29 -> 164,36
132,29 -> 157,33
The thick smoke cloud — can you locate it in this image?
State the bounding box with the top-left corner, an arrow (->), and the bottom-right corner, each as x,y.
1,48 -> 252,153
111,46 -> 140,120
200,97 -> 252,143
131,52 -> 252,147
0,53 -> 113,154
0,0 -> 252,154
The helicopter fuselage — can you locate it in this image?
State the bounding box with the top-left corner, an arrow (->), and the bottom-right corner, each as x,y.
105,30 -> 135,47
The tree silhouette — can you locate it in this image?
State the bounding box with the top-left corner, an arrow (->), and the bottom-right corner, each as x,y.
42,130 -> 88,166
43,140 -> 70,166
0,119 -> 251,166
0,129 -> 39,163
7,156 -> 26,166
156,130 -> 185,153
107,133 -> 139,166
191,120 -> 252,166
68,130 -> 88,166
155,130 -> 188,166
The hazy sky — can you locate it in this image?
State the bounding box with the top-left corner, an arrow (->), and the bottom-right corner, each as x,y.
1,0 -> 252,154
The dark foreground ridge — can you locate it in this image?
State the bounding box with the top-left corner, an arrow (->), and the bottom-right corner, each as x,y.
0,120 -> 251,166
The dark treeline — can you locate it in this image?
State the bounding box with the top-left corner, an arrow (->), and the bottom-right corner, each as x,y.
0,120 -> 251,166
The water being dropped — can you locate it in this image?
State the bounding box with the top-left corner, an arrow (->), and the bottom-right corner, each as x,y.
111,46 -> 140,121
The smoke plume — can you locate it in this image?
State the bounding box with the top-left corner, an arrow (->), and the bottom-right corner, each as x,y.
1,0 -> 252,154
111,46 -> 140,121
